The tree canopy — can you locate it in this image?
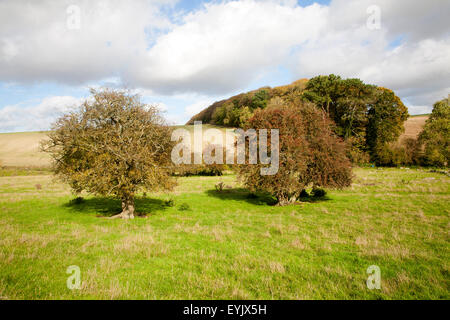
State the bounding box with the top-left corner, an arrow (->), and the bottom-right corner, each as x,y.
418,98 -> 449,167
42,89 -> 175,219
237,100 -> 352,206
303,75 -> 409,163
191,75 -> 410,165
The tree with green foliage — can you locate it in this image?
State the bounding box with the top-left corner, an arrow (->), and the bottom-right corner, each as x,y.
213,102 -> 256,127
303,75 -> 410,165
334,78 -> 376,139
367,87 -> 409,164
42,89 -> 175,219
250,89 -> 270,110
302,74 -> 341,115
211,102 -> 227,125
303,75 -> 376,139
418,98 -> 449,167
238,106 -> 253,127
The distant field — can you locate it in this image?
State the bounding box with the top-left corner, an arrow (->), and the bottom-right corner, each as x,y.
0,125 -> 233,168
0,132 -> 51,167
0,116 -> 428,168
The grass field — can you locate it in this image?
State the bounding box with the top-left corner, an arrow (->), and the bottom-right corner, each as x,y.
0,167 -> 448,299
0,131 -> 51,167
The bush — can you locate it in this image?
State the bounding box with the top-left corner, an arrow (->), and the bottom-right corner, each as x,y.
212,102 -> 242,127
346,136 -> 370,165
402,138 -> 422,165
215,182 -> 225,192
250,89 -> 270,110
175,164 -> 224,176
374,138 -> 421,167
237,100 -> 352,206
246,192 -> 258,199
172,145 -> 227,177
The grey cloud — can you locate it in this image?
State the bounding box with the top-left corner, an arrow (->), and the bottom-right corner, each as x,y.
0,96 -> 84,132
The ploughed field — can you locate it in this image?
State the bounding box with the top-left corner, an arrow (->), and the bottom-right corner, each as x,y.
0,116 -> 428,168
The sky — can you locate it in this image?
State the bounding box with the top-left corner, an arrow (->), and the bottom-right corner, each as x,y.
0,0 -> 449,132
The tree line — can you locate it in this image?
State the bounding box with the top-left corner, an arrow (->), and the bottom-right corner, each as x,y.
208,75 -> 448,167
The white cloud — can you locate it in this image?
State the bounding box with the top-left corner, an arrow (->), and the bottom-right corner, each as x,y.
128,0 -> 327,94
0,0 -> 175,84
0,96 -> 83,132
292,0 -> 450,112
185,99 -> 217,117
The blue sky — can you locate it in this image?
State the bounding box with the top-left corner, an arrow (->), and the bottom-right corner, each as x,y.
0,0 -> 448,132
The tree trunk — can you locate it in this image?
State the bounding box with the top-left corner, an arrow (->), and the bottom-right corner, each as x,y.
277,195 -> 297,206
110,198 -> 135,219
121,199 -> 135,219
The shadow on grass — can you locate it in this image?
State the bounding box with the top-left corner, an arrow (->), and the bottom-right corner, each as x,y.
297,195 -> 332,203
206,188 -> 278,206
64,197 -> 168,217
206,188 -> 332,206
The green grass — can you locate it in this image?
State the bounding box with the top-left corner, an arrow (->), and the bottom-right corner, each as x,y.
0,168 -> 448,299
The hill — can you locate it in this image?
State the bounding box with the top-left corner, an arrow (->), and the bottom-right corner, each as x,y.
186,79 -> 309,125
0,131 -> 51,167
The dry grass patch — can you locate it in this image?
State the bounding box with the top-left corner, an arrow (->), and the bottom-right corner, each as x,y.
113,233 -> 168,258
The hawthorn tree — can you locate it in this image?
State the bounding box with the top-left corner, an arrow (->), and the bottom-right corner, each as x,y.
418,98 -> 449,167
42,89 -> 175,219
237,100 -> 352,206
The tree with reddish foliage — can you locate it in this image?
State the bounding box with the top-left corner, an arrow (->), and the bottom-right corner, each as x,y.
237,101 -> 352,206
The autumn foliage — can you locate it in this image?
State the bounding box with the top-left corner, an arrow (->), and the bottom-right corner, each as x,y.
42,89 -> 175,219
418,98 -> 449,167
237,100 -> 352,206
